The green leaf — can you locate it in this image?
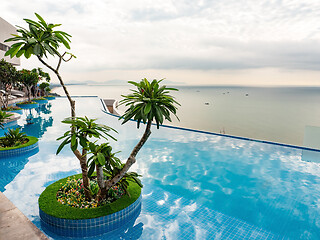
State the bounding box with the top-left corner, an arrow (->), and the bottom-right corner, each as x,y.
55,33 -> 70,49
71,134 -> 76,146
79,136 -> 87,148
24,47 -> 33,58
4,46 -> 16,57
97,152 -> 105,166
89,142 -> 96,152
10,45 -> 22,58
88,162 -> 95,177
24,19 -> 42,29
71,134 -> 77,151
33,43 -> 41,55
144,102 -> 151,114
56,138 -> 70,155
34,13 -> 48,28
16,48 -> 25,58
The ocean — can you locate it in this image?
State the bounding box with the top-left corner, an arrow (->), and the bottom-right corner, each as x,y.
53,85 -> 320,148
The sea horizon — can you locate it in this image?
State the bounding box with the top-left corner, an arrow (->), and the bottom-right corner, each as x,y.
53,84 -> 320,149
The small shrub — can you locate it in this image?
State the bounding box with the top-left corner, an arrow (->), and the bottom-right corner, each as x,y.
56,176 -> 125,209
0,110 -> 13,129
0,128 -> 28,148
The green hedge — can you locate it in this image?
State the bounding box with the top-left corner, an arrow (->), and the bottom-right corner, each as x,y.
0,136 -> 38,151
38,174 -> 142,220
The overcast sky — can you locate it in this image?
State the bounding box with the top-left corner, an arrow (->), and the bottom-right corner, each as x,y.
2,0 -> 320,85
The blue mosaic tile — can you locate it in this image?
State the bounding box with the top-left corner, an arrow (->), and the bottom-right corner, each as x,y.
34,99 -> 49,104
2,120 -> 18,129
17,102 -> 39,109
0,141 -> 39,158
39,194 -> 142,237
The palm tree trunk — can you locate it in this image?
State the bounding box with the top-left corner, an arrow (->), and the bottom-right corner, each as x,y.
105,120 -> 152,191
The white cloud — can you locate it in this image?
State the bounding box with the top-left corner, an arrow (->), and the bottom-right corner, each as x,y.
2,0 -> 320,85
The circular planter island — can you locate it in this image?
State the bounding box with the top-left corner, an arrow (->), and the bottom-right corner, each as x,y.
39,174 -> 142,237
0,136 -> 39,158
16,101 -> 40,109
2,106 -> 23,115
8,109 -> 23,115
33,98 -> 49,104
44,96 -> 56,100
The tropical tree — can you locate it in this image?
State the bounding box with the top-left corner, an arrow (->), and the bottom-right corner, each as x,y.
19,69 -> 39,102
4,14 -> 96,198
32,68 -> 50,97
39,82 -> 50,96
57,78 -> 179,203
102,78 -> 180,191
4,13 -> 75,117
0,59 -> 20,109
93,78 -> 179,200
57,117 -> 117,200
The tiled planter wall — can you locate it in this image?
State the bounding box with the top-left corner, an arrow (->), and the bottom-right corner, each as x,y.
40,194 -> 142,237
0,141 -> 39,158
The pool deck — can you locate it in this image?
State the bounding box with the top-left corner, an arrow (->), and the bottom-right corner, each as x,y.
0,192 -> 48,240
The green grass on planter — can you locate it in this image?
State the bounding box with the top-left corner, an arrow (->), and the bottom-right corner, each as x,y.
0,136 -> 38,151
16,101 -> 38,105
33,97 -> 47,100
1,106 -> 22,111
38,174 -> 142,220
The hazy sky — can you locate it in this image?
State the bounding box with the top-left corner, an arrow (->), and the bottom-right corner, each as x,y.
2,0 -> 320,85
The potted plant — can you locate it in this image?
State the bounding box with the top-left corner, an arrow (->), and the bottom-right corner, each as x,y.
5,13 -> 180,237
38,78 -> 180,237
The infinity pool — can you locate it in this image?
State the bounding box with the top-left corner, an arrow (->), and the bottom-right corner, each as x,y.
1,97 -> 320,239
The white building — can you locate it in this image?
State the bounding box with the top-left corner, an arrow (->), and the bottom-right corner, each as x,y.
0,17 -> 20,66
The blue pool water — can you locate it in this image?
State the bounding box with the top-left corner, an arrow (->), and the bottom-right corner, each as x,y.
1,97 -> 320,239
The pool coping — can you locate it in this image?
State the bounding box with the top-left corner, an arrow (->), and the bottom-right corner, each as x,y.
99,98 -> 320,153
0,192 -> 48,240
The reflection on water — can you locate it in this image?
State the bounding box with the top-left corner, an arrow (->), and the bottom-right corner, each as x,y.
20,103 -> 53,138
2,97 -> 320,239
0,102 -> 53,192
0,150 -> 38,191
